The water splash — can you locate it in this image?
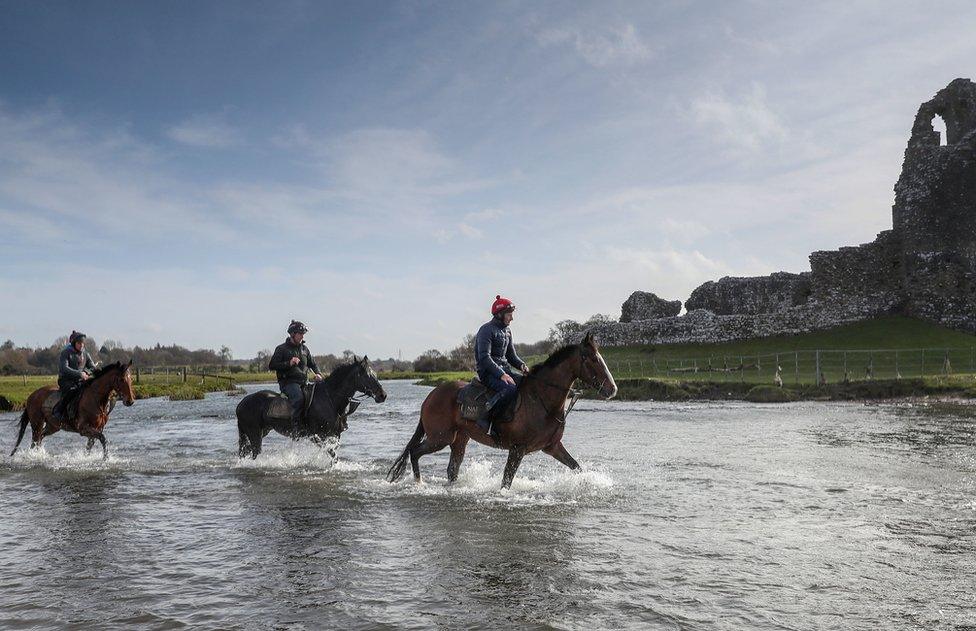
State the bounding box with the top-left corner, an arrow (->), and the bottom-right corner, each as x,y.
6,445 -> 128,471
376,457 -> 614,505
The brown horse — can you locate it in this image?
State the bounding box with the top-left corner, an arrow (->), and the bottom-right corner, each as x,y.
387,332 -> 617,489
10,360 -> 136,458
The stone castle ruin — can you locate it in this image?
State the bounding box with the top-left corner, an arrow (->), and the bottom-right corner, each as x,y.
589,78 -> 976,346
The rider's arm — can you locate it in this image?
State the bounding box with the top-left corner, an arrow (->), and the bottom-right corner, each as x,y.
505,332 -> 527,372
267,346 -> 292,371
305,348 -> 319,375
475,326 -> 504,378
83,352 -> 96,372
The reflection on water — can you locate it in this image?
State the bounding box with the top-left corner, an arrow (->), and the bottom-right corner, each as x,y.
1,383 -> 974,629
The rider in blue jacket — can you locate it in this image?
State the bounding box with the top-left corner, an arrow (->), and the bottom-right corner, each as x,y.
475,295 -> 529,430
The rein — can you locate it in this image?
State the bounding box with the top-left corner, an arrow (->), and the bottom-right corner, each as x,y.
523,347 -> 608,424
525,372 -> 582,425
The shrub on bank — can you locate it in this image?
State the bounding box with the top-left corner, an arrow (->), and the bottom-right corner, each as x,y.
745,385 -> 800,403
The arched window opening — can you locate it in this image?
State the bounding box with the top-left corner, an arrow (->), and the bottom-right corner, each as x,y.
932,114 -> 948,146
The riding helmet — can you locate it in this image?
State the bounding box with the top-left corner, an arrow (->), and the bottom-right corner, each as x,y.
69,330 -> 87,345
491,295 -> 516,316
287,320 -> 309,335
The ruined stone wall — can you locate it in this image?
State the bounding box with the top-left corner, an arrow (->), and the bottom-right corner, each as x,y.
807,229 -> 904,315
620,291 -> 681,322
684,272 -> 811,316
894,78 -> 976,332
582,78 -> 976,347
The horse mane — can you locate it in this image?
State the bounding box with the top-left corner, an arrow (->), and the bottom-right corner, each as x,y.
324,361 -> 360,386
528,344 -> 579,376
90,361 -> 126,379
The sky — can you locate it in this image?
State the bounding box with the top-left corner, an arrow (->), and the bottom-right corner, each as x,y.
1,0 -> 975,359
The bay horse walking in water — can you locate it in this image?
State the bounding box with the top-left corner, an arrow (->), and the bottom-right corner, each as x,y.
10,361 -> 136,458
387,332 -> 617,489
236,356 -> 387,459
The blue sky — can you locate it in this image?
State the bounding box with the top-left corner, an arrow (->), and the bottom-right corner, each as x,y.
1,0 -> 975,358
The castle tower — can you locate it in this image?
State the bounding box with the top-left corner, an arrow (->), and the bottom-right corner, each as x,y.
893,78 -> 976,329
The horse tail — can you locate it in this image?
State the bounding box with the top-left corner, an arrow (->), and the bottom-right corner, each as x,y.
10,410 -> 29,456
386,418 -> 425,483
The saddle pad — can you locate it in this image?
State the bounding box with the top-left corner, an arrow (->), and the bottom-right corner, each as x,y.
457,380 -> 491,422
42,392 -> 62,418
266,396 -> 293,421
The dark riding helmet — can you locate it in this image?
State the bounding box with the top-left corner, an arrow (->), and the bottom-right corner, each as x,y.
69,330 -> 87,345
287,320 -> 309,335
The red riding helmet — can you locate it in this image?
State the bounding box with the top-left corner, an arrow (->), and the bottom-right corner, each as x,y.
491,295 -> 515,316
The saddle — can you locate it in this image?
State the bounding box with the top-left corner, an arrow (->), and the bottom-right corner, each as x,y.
42,392 -> 62,419
457,377 -> 515,423
265,383 -> 316,422
265,385 -> 360,433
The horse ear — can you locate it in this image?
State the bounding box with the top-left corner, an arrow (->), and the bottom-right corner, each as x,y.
127,358 -> 133,367
362,355 -> 369,365
582,331 -> 595,347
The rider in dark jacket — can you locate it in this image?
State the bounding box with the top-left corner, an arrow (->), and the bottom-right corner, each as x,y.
268,320 -> 323,436
53,330 -> 96,422
474,295 -> 528,431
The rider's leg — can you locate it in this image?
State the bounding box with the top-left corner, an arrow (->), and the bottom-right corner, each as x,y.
484,370 -> 519,415
280,382 -> 304,439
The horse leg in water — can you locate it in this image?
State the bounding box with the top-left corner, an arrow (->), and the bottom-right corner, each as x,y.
86,437 -> 95,454
501,446 -> 526,489
237,423 -> 264,459
95,432 -> 107,459
326,436 -> 340,463
30,419 -> 48,450
446,434 -> 469,483
410,436 -> 451,483
543,441 -> 582,473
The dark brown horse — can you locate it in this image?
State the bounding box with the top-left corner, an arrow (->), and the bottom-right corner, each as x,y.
10,361 -> 136,458
387,332 -> 617,489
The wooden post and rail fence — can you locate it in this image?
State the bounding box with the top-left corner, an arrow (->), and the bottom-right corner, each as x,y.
604,347 -> 976,385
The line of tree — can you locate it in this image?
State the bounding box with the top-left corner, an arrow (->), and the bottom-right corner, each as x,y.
0,338 -> 229,375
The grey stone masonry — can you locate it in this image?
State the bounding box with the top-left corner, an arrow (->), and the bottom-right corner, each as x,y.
620,291 -> 682,322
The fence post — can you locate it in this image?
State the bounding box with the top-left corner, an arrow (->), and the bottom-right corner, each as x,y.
22,374 -> 27,386
135,367 -> 140,384
182,367 -> 188,383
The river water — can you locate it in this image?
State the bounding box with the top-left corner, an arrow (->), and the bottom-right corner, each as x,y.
1,380 -> 973,630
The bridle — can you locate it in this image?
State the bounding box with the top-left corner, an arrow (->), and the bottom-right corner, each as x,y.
526,346 -> 608,425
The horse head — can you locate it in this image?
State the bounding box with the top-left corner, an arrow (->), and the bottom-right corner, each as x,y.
351,355 -> 387,403
112,360 -> 137,406
577,331 -> 617,399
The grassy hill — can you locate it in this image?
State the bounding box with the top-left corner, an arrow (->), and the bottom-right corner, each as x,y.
594,316 -> 976,393
598,316 -> 976,361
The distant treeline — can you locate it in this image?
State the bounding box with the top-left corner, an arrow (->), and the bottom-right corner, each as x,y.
0,338 -> 230,375
0,315 -> 608,376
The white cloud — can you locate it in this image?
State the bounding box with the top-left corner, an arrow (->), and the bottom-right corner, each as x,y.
537,23 -> 653,67
690,83 -> 788,152
456,223 -> 482,239
0,105 -> 236,243
167,112 -> 243,148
